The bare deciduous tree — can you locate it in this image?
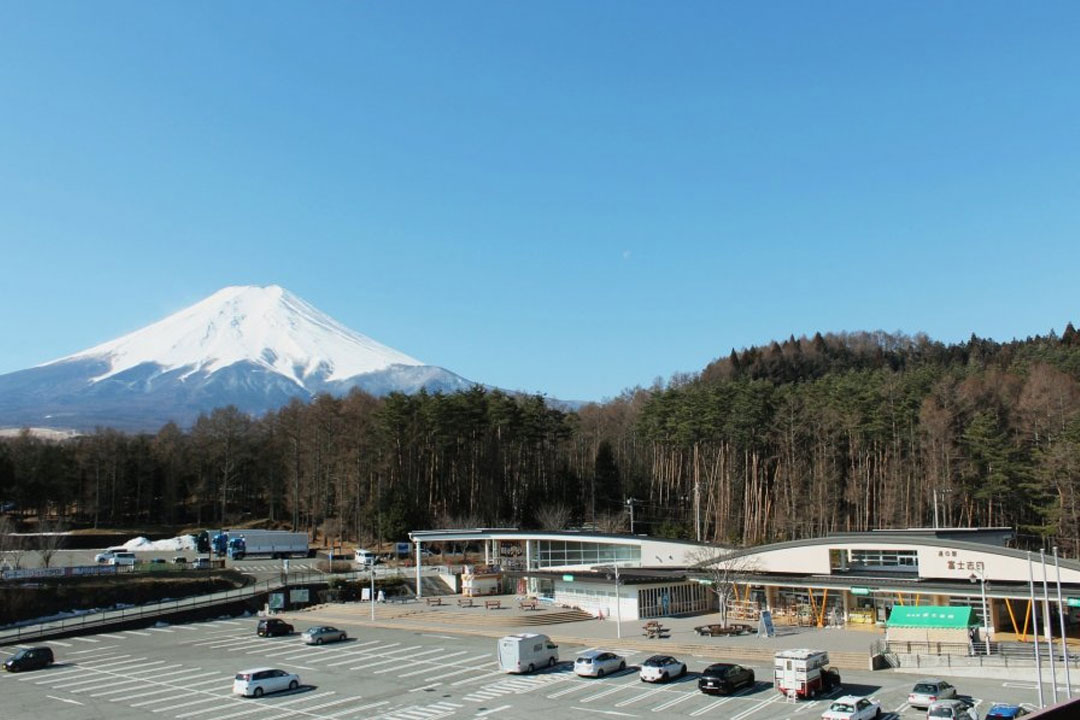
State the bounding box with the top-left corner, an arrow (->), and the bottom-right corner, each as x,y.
690,547 -> 759,628
595,511 -> 628,534
535,503 -> 572,531
35,518 -> 67,569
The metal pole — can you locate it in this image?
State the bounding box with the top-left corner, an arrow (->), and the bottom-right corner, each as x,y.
615,564 -> 622,639
1042,549 -> 1058,703
1054,547 -> 1072,698
370,567 -> 375,622
415,545 -> 422,599
694,481 -> 701,542
978,574 -> 990,656
1029,551 -> 1045,708
933,491 -> 939,529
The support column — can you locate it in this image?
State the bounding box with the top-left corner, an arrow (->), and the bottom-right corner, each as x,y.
415,542 -> 422,599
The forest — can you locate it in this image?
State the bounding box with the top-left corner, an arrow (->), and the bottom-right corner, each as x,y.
3,325 -> 1080,555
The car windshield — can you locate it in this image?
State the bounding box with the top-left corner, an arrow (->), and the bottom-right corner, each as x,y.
643,657 -> 666,667
829,703 -> 855,713
704,665 -> 729,676
235,673 -> 252,681
11,649 -> 30,660
914,683 -> 939,693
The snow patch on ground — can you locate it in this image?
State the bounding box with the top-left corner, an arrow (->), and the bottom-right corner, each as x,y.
121,534 -> 198,552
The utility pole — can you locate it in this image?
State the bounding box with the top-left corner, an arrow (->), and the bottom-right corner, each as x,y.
625,498 -> 638,534
1041,549 -> 1058,704
694,481 -> 701,542
1029,552 -> 1045,709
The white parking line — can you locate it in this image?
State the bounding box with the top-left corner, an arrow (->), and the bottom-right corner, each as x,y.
97,634 -> 127,640
71,637 -> 100,643
652,690 -> 697,711
46,640 -> 73,647
124,630 -> 152,637
614,685 -> 670,706
475,705 -> 511,717
397,651 -> 472,677
70,644 -> 118,655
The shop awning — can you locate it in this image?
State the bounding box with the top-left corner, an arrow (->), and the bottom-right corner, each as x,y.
886,605 -> 977,629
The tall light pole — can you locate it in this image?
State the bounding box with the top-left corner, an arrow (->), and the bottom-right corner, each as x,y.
1053,547 -> 1072,699
613,564 -> 622,639
1041,549 -> 1059,704
1029,552 -> 1045,709
694,481 -> 701,542
625,498 -> 637,534
969,569 -> 991,656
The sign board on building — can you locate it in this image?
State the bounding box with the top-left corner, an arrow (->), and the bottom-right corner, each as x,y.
269,592 -> 285,610
696,579 -> 714,585
289,588 -> 309,603
562,574 -> 574,582
362,587 -> 372,601
850,587 -> 871,596
1067,597 -> 1080,608
758,609 -> 776,638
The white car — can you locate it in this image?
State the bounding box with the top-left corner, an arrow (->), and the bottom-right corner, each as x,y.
107,551 -> 136,567
821,695 -> 882,720
927,699 -> 978,720
908,679 -> 958,709
574,650 -> 626,678
232,667 -> 300,697
639,655 -> 687,683
95,547 -> 126,563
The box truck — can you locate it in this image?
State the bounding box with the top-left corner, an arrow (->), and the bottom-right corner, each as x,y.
212,530 -> 310,560
497,633 -> 559,674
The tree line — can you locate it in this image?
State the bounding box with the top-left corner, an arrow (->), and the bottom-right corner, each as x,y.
2,326 -> 1080,555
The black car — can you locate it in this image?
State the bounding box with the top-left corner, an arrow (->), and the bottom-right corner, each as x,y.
257,618 -> 294,637
698,663 -> 755,694
4,647 -> 54,672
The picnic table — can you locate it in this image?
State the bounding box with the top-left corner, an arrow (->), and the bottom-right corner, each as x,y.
457,598 -> 475,608
694,623 -> 752,637
425,597 -> 443,606
484,599 -> 502,610
642,621 -> 669,638
518,599 -> 539,611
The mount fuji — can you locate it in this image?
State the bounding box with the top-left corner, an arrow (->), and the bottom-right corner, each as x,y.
0,285 -> 476,431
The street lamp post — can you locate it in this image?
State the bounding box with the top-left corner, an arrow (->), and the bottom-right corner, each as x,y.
625,498 -> 637,534
969,570 -> 991,656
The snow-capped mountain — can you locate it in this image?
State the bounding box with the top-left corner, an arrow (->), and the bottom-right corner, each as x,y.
0,285 -> 475,431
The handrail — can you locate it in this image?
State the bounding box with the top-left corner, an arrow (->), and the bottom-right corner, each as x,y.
0,568 -> 329,644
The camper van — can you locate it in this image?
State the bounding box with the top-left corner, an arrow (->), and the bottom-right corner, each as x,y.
497,633 -> 559,674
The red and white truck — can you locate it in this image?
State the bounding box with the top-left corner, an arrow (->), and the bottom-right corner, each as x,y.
773,649 -> 841,699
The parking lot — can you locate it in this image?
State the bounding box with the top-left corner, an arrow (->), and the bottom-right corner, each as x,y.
0,610 -> 1044,720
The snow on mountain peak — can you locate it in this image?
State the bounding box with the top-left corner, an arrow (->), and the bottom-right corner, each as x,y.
47,285 -> 424,386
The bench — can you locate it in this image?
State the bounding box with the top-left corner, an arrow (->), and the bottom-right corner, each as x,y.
425,597 -> 443,606
518,599 -> 539,611
484,599 -> 502,610
457,598 -> 475,608
386,595 -> 415,604
694,623 -> 751,637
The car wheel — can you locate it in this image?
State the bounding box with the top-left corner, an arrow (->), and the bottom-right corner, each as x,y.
316,638 -> 323,645
619,661 -> 626,671
597,669 -> 605,677
874,710 -> 881,719
289,680 -> 298,691
748,671 -> 755,685
680,665 -> 687,677
253,687 -> 264,698
527,663 -> 535,673
548,657 -> 555,668
341,633 -> 347,641
661,672 -> 668,682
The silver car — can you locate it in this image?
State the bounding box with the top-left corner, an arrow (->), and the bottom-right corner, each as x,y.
927,699 -> 978,720
908,679 -> 957,709
301,626 -> 348,645
574,650 -> 626,678
232,667 -> 300,697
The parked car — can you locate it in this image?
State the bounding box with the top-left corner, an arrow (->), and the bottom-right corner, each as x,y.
573,650 -> 626,678
908,679 -> 958,709
149,558 -> 167,564
94,546 -> 127,563
301,626 -> 347,645
820,695 -> 882,720
172,556 -> 188,564
4,647 -> 54,672
639,655 -> 687,683
232,668 -> 300,697
927,699 -> 978,720
698,662 -> 755,695
108,551 -> 137,567
192,558 -> 211,569
984,704 -> 1029,719
256,618 -> 294,637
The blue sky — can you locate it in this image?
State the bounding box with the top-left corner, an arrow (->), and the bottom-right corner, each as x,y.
1,2 -> 1078,401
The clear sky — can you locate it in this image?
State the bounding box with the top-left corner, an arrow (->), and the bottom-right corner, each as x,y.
1,2 -> 1078,402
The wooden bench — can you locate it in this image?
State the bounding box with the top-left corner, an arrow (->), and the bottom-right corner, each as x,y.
425,597 -> 443,606
518,599 -> 539,611
457,598 -> 475,608
484,599 -> 502,610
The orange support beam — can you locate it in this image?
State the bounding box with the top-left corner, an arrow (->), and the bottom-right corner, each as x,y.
817,588 -> 829,627
1020,599 -> 1032,642
732,584 -> 741,603
914,593 -> 921,606
1004,598 -> 1019,638
896,592 -> 905,606
807,588 -> 818,617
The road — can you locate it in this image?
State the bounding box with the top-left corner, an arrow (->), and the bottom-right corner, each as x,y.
0,613 -> 1045,720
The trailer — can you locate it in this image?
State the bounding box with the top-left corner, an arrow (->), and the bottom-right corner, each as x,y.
773,649 -> 840,699
497,633 -> 559,674
212,530 -> 310,560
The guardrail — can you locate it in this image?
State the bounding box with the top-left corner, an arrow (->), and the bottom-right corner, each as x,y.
0,569 -> 328,645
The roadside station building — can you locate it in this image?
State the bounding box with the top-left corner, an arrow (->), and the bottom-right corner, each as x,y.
408,527 -> 1080,634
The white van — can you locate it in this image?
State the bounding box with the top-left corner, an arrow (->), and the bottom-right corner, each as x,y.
108,551 -> 136,567
355,549 -> 379,567
497,633 -> 559,673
